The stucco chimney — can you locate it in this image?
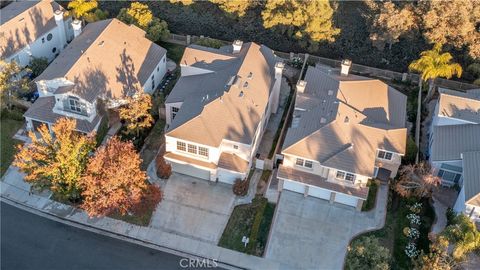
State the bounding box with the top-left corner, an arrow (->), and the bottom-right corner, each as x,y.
275,61 -> 284,78
340,59 -> 352,76
296,80 -> 307,93
232,40 -> 243,54
54,10 -> 67,50
72,19 -> 82,38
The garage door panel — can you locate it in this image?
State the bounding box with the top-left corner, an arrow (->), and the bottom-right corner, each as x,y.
171,162 -> 210,180
217,169 -> 243,184
308,186 -> 331,200
283,180 -> 305,194
334,193 -> 358,207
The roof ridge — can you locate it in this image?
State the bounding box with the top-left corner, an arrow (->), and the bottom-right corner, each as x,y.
321,143 -> 353,163
283,120 -> 338,152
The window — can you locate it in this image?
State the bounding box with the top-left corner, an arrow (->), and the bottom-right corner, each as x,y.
157,66 -> 159,72
69,98 -> 82,113
336,170 -> 356,182
198,147 -> 209,158
163,57 -> 166,63
151,80 -> 155,91
171,107 -> 179,119
295,158 -> 313,169
47,33 -> 53,41
438,169 -> 461,183
188,144 -> 197,154
177,141 -> 186,151
377,150 -> 393,160
42,37 -> 45,43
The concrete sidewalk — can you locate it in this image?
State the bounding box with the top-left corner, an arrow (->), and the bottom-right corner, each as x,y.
1,167 -> 281,270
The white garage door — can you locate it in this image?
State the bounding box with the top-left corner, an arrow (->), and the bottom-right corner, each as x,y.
308,186 -> 331,200
217,169 -> 243,185
334,193 -> 358,207
171,162 -> 210,180
283,180 -> 306,194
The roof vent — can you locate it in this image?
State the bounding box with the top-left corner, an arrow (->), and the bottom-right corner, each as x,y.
232,40 -> 243,54
320,117 -> 326,123
99,40 -> 105,46
344,116 -> 349,123
239,91 -> 244,97
243,82 -> 249,88
247,72 -> 253,79
340,59 -> 352,76
328,90 -> 334,96
296,80 -> 307,93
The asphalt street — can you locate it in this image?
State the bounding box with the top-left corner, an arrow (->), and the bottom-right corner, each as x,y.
1,202 -> 223,270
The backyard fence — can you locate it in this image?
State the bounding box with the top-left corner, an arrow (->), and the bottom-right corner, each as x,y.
164,33 -> 479,91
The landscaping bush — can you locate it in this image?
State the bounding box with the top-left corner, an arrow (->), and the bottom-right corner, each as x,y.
1,108 -> 25,121
446,207 -> 456,226
402,136 -> 418,165
346,236 -> 390,270
194,37 -> 225,49
362,179 -> 378,211
155,155 -> 172,179
30,57 -> 49,78
233,178 -> 249,196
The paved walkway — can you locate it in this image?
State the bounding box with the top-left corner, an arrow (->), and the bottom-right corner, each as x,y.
1,166 -> 281,270
265,184 -> 388,270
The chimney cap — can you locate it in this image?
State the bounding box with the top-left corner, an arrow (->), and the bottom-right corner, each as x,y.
297,80 -> 307,87
233,40 -> 243,46
341,59 -> 352,66
275,61 -> 285,69
54,10 -> 63,15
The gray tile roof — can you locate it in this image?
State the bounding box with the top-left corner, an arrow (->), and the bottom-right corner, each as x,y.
463,151 -> 480,207
430,124 -> 480,161
24,96 -> 101,133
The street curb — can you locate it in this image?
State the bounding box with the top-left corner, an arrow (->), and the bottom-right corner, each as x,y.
1,196 -> 242,270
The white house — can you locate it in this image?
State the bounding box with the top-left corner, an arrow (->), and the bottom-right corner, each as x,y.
0,0 -> 74,67
23,19 -> 167,133
277,62 -> 407,209
428,88 -> 480,186
163,41 -> 284,184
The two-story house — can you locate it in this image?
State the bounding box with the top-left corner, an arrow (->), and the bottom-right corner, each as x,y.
277,62 -> 407,209
428,88 -> 480,186
163,41 -> 284,184
0,0 -> 74,67
23,19 -> 167,133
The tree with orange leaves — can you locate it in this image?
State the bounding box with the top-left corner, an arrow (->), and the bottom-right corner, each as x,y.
395,162 -> 441,198
119,92 -> 154,138
80,136 -> 154,217
13,118 -> 96,202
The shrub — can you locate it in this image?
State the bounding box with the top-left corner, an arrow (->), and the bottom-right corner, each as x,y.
194,37 -> 224,49
1,108 -> 24,121
155,155 -> 172,179
233,178 -> 249,196
131,184 -> 163,215
30,57 -> 49,77
446,207 -> 456,226
345,236 -> 390,270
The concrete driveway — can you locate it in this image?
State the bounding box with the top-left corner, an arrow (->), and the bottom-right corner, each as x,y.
265,185 -> 387,270
150,173 -> 235,244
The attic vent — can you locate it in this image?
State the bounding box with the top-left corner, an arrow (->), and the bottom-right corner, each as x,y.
243,82 -> 249,88
328,90 -> 334,96
239,91 -> 244,97
320,117 -> 326,123
247,72 -> 253,79
344,116 -> 349,123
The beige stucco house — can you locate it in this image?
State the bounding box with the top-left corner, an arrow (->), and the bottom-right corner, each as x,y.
164,41 -> 284,184
278,62 -> 407,209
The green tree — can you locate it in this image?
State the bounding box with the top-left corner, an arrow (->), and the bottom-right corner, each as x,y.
409,43 -> 463,101
443,214 -> 480,261
414,236 -> 456,270
467,63 -> 480,85
117,2 -> 170,42
13,118 -> 96,202
262,0 -> 340,49
30,57 -> 49,78
83,8 -> 109,23
345,236 -> 390,270
210,0 -> 254,17
194,37 -> 224,49
67,0 -> 98,21
0,60 -> 30,109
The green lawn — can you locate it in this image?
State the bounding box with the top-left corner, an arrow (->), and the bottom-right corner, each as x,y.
362,179 -> 379,211
1,118 -> 24,176
109,208 -> 156,227
219,196 -> 276,256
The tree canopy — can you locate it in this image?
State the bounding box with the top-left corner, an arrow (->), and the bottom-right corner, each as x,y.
80,136 -> 150,217
67,0 -> 98,20
395,162 -> 440,198
211,0 -> 254,17
14,118 -> 96,201
345,236 -> 390,270
117,2 -> 170,42
0,60 -> 30,109
119,92 -> 154,138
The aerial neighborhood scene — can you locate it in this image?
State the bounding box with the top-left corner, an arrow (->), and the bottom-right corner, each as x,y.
1,0 -> 480,270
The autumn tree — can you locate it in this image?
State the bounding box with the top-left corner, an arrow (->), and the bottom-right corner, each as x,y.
155,155 -> 172,179
419,0 -> 480,59
211,0 -> 254,17
80,136 -> 152,217
366,1 -> 417,51
262,0 -> 340,50
67,0 -> 98,21
395,162 -> 440,198
117,2 -> 170,42
13,118 -> 96,201
409,43 -> 463,101
414,236 -> 456,270
119,93 -> 154,138
345,236 -> 390,270
0,60 -> 30,109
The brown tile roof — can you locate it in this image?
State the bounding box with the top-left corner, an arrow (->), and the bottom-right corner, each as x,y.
164,152 -> 217,170
24,96 -> 101,133
218,152 -> 249,173
35,19 -> 166,102
277,165 -> 368,200
1,0 -> 63,58
165,42 -> 278,147
437,88 -> 480,124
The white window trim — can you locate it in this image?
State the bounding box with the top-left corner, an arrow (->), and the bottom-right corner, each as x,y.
295,158 -> 313,169
377,150 -> 394,161
335,170 -> 356,182
176,140 -> 209,159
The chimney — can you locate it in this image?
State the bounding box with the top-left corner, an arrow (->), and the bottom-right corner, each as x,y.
232,40 -> 243,54
54,10 -> 67,49
340,59 -> 352,76
296,80 -> 307,93
275,61 -> 284,78
72,19 -> 82,38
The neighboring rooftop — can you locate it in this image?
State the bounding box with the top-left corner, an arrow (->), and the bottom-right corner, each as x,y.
282,65 -> 407,177
165,42 -> 278,147
437,88 -> 480,124
430,124 -> 480,161
35,18 -> 166,102
0,0 -> 63,58
462,151 -> 480,207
